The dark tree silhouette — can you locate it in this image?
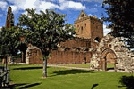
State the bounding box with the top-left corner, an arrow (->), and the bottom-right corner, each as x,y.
102,0 -> 134,48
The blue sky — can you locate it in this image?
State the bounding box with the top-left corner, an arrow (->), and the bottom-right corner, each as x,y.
0,0 -> 111,35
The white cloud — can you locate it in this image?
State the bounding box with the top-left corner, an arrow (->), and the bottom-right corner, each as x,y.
24,0 -> 36,9
0,1 -> 8,10
10,5 -> 18,12
6,0 -> 59,13
59,1 -> 85,10
21,0 -> 60,14
8,0 -> 26,9
6,0 -> 85,13
66,1 -> 85,9
59,0 -> 65,3
103,24 -> 111,36
8,0 -> 40,10
39,1 -> 59,11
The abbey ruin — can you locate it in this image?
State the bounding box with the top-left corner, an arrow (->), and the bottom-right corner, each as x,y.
5,7 -> 134,72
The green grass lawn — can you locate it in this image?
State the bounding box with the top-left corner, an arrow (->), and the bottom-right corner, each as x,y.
57,63 -> 115,69
9,64 -> 133,89
57,63 -> 90,68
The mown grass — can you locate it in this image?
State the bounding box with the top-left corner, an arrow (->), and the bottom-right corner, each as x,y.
9,64 -> 133,89
57,63 -> 90,68
57,63 -> 115,69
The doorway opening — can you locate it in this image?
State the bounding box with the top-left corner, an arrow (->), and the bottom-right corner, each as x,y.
100,48 -> 117,71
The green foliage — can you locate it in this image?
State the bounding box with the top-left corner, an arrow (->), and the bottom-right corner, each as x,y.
0,27 -> 18,56
18,8 -> 75,56
102,0 -> 134,47
0,26 -> 28,58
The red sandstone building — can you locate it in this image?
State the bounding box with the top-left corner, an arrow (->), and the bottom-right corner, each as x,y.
47,10 -> 103,64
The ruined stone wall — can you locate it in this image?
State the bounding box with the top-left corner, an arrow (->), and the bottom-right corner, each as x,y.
25,38 -> 92,64
60,38 -> 91,48
49,38 -> 92,64
26,46 -> 43,64
90,34 -> 134,72
48,50 -> 92,64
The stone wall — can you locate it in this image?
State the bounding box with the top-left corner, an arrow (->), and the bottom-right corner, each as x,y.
48,49 -> 92,64
49,38 -> 92,64
59,38 -> 91,48
25,38 -> 93,64
90,34 -> 134,72
26,44 -> 43,64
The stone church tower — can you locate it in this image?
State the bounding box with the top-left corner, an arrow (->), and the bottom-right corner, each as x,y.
74,10 -> 103,48
5,7 -> 14,28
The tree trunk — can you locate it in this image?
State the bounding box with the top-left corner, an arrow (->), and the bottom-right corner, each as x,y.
42,58 -> 47,78
21,51 -> 26,63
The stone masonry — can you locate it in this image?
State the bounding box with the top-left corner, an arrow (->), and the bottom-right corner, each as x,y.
90,34 -> 134,72
48,10 -> 103,64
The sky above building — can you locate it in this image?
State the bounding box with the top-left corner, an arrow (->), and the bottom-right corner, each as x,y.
0,0 -> 111,35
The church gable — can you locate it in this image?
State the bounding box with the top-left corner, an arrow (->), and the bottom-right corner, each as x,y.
77,10 -> 88,20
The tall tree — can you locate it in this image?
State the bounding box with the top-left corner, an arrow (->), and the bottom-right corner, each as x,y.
18,8 -> 75,78
0,27 -> 23,60
102,0 -> 134,47
0,6 -> 27,63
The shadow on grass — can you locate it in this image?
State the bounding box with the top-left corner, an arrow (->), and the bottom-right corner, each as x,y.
91,83 -> 99,89
8,82 -> 41,89
13,66 -> 50,70
118,75 -> 134,89
18,82 -> 41,89
3,83 -> 27,89
51,69 -> 94,76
